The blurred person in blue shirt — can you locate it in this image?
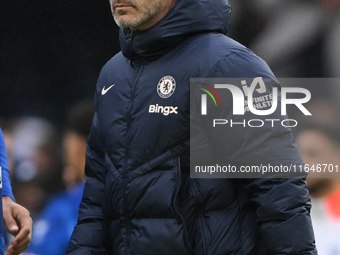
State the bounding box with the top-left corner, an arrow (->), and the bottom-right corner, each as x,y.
24,100 -> 94,255
10,117 -> 63,219
1,126 -> 33,255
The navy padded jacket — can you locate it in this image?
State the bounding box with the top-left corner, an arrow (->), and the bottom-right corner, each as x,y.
67,0 -> 317,254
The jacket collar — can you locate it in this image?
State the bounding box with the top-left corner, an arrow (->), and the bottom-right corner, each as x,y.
119,0 -> 231,61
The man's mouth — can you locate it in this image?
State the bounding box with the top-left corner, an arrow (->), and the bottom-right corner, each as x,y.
115,4 -> 130,8
114,2 -> 135,9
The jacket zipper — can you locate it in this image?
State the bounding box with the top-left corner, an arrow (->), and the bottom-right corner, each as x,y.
173,157 -> 196,255
189,179 -> 207,255
123,60 -> 143,255
128,30 -> 135,45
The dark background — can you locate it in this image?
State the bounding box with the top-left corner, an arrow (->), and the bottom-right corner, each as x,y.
0,1 -> 120,125
1,0 -> 335,127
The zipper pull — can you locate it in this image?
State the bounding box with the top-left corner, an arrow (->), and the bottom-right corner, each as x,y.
128,30 -> 135,45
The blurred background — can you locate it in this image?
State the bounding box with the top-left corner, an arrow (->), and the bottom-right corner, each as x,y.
0,0 -> 118,123
2,0 -> 340,123
1,0 -> 340,254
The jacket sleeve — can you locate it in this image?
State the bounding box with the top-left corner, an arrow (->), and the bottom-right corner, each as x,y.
205,49 -> 317,254
66,113 -> 112,255
236,132 -> 317,254
0,128 -> 15,201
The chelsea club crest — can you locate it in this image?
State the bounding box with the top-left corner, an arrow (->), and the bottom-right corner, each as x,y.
157,76 -> 176,98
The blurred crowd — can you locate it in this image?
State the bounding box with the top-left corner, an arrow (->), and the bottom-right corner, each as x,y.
1,100 -> 94,255
1,0 -> 340,254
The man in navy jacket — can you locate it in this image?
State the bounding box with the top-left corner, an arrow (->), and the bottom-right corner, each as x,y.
67,0 -> 317,254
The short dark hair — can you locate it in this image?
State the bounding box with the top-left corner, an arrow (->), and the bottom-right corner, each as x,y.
65,100 -> 95,139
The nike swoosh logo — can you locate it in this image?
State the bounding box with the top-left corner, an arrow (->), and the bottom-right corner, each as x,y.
101,84 -> 115,95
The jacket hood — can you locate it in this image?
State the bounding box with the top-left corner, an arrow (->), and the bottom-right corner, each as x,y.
119,0 -> 232,60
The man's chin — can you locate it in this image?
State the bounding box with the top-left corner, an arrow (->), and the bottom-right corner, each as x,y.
114,16 -> 134,29
115,16 -> 145,30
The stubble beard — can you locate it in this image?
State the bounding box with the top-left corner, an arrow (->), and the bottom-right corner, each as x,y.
112,0 -> 168,30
